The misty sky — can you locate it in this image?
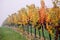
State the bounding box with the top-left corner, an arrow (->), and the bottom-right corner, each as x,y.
0,0 -> 53,26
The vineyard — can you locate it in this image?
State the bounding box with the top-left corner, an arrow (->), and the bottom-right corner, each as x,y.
2,0 -> 60,40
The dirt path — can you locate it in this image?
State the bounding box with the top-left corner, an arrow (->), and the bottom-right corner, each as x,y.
5,26 -> 48,40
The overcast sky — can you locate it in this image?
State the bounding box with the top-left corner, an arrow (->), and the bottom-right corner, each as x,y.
0,0 -> 53,26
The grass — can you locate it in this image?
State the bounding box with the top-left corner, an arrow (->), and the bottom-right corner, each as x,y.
31,27 -> 55,40
19,25 -> 55,40
0,27 -> 27,40
29,28 -> 54,39
0,25 -> 55,40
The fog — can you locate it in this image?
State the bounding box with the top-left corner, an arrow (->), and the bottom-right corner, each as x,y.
0,0 -> 53,26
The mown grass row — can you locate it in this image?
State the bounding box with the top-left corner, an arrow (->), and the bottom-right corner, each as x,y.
19,25 -> 55,40
0,27 -> 27,40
